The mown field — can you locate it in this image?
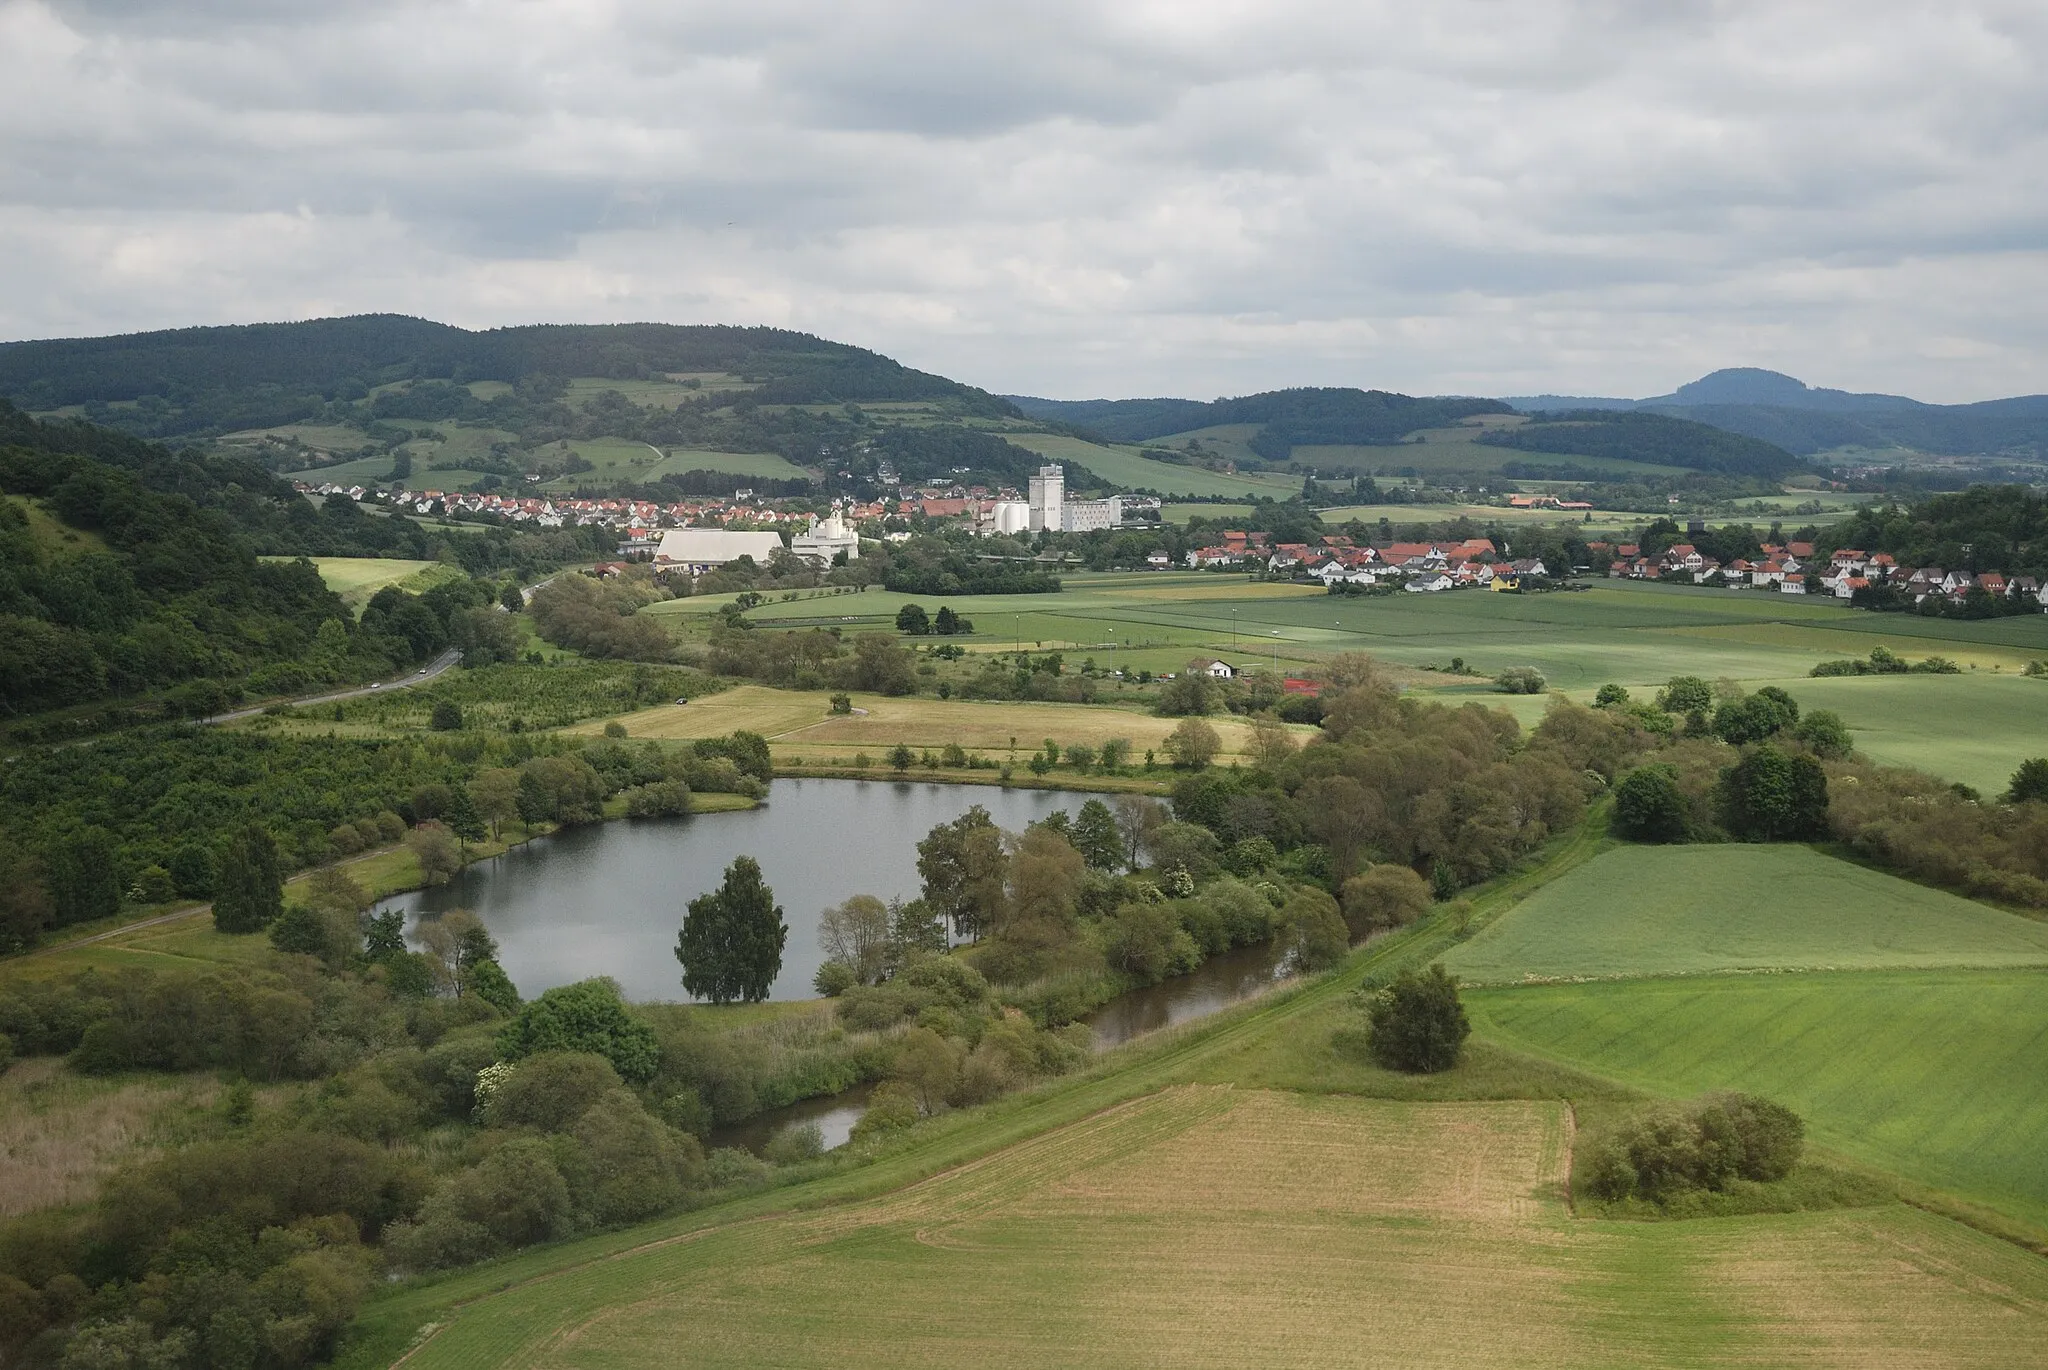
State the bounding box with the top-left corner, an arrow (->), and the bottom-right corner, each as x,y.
1443,845 -> 2048,984
571,683 -> 1291,766
1469,969 -> 2048,1234
377,1085 -> 2048,1369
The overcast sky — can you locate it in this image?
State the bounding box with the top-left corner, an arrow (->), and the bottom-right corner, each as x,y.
2,1 -> 2044,402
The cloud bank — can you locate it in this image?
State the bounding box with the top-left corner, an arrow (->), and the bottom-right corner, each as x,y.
2,0 -> 2044,400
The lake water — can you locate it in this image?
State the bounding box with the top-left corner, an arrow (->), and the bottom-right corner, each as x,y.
394,779 -> 1093,1003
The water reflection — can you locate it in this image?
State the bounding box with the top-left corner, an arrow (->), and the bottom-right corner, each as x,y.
1082,939 -> 1293,1048
392,779 -> 1089,1003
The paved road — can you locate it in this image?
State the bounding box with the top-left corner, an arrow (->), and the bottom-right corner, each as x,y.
202,645 -> 463,725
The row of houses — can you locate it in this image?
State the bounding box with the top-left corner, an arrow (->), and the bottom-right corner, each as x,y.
1187,534 -> 1546,592
1607,540 -> 2047,609
295,480 -> 897,539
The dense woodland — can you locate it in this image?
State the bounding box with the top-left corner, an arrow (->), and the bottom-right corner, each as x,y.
0,403 -> 611,726
1480,411 -> 1800,479
0,318 -> 1012,440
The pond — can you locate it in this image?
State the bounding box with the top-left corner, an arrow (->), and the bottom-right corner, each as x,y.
394,778 -> 1094,1003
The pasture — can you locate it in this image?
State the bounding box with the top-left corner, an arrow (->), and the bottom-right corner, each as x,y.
380,1086 -> 2048,1369
1468,968 -> 2048,1233
1315,501 -> 1639,533
1443,845 -> 2048,985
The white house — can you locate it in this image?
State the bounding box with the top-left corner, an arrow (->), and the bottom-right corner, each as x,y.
1186,657 -> 1236,679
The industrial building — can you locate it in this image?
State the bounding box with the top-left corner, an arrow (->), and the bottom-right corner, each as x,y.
652,527 -> 786,578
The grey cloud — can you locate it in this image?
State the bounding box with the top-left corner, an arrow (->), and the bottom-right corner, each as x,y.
1,0 -> 2045,402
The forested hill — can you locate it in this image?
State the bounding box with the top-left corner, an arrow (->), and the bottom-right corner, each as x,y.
0,316 -> 1016,439
1506,368 -> 2048,459
1008,387 -> 1513,458
1478,410 -> 1802,479
0,401 -> 606,724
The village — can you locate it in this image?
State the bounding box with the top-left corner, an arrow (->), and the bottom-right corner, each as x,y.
290,469 -> 2048,613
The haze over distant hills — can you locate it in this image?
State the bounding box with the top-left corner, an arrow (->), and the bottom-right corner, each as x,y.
1014,367 -> 2048,461
1497,368 -> 2048,458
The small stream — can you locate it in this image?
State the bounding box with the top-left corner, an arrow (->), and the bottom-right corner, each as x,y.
712,938 -> 1297,1154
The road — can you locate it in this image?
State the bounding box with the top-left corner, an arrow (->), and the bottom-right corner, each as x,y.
202,645 -> 463,725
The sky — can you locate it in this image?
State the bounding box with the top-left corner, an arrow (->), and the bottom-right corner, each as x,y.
1,0 -> 2044,403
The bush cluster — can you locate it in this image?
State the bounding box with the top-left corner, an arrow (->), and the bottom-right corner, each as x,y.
1585,1094 -> 1805,1204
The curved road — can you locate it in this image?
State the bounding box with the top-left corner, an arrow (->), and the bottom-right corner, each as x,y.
201,645 -> 463,725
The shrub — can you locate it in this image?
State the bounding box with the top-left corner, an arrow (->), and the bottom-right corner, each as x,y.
1594,683 -> 1630,707
1794,709 -> 1853,759
1494,666 -> 1546,695
813,960 -> 857,997
1720,745 -> 1829,841
1338,864 -> 1431,938
1613,764 -> 1690,843
1586,1093 -> 1804,1203
1278,889 -> 1349,973
848,1081 -> 921,1144
497,979 -> 659,1082
1364,964 -> 1469,1073
430,700 -> 464,731
484,1052 -> 624,1131
2009,758 -> 2048,805
1101,903 -> 1199,984
762,1121 -> 827,1166
1656,675 -> 1714,714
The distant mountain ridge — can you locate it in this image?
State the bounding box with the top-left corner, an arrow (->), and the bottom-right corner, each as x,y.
1504,368 -> 2048,458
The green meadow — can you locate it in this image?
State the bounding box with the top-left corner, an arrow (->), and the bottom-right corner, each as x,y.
1468,968 -> 2048,1233
1444,845 -> 2048,984
646,574 -> 2048,791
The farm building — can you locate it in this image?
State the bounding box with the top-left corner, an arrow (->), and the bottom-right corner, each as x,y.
1186,657 -> 1236,679
653,528 -> 786,578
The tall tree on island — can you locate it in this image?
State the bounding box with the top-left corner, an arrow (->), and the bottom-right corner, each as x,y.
676,857 -> 788,1003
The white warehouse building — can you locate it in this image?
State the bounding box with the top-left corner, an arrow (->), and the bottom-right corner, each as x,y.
653,527 -> 786,578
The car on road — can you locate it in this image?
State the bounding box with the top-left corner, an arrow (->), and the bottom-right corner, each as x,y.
369,683 -> 381,690
674,697 -> 689,705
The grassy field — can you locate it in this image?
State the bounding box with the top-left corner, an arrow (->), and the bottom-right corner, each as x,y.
0,1059 -> 226,1217
1768,673 -> 2048,796
1006,432 -> 1302,499
571,683 -> 1295,764
383,1085 -> 2048,1368
1469,968 -> 2048,1233
260,556 -> 463,609
640,574 -> 2048,789
1443,845 -> 2048,984
1289,417 -> 1684,479
1316,501 -> 1639,533
646,447 -> 813,482
1160,502 -> 1254,524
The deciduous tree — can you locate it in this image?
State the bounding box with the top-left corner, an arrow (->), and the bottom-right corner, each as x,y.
676,856 -> 788,1004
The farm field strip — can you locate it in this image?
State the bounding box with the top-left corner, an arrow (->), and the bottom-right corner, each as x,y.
1443,845 -> 2048,985
389,1087 -> 2048,1370
1005,432 -> 1304,499
1468,968 -> 2048,1233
